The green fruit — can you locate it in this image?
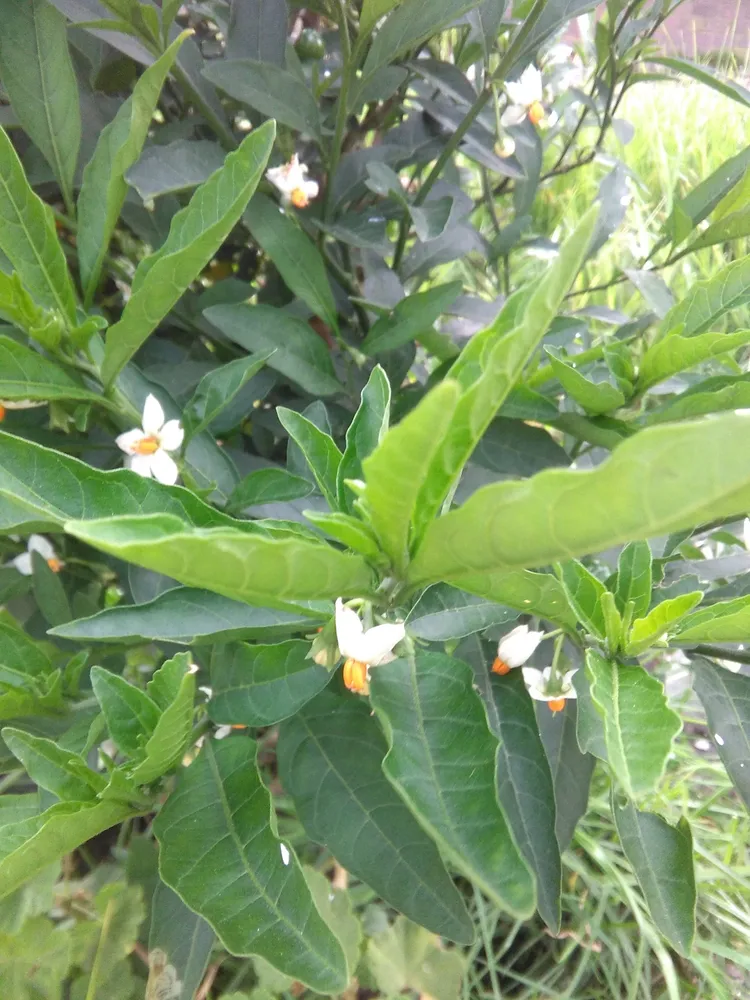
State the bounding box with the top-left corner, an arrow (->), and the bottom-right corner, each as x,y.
295,28 -> 325,60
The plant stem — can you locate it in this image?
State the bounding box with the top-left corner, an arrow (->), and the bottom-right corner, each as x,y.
324,0 -> 355,221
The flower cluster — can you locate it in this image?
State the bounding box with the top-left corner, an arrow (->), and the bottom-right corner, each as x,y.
493,624 -> 577,713
334,599 -> 405,696
266,155 -> 319,209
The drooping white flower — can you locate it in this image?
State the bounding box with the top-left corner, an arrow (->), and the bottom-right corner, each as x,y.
492,624 -> 545,675
12,534 -> 63,576
266,155 -> 319,209
116,394 -> 183,485
502,65 -> 545,127
335,598 -> 406,694
0,399 -> 47,418
743,517 -> 750,552
522,666 -> 578,713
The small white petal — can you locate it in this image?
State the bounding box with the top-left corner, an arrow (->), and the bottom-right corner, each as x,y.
335,599 -> 365,659
497,624 -> 544,668
280,843 -> 291,866
149,449 -> 179,485
361,622 -> 406,666
1,398 -> 46,410
215,725 -> 232,739
128,453 -> 154,479
12,552 -> 33,575
303,179 -> 319,200
28,535 -> 56,561
715,733 -> 725,746
115,428 -> 145,455
198,685 -> 213,698
501,104 -> 527,127
743,517 -> 750,552
159,419 -> 184,452
142,394 -> 165,435
521,666 -> 546,694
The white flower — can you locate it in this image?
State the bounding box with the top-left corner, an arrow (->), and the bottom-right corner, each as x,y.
522,666 -> 578,713
716,658 -> 743,674
266,154 -> 319,209
335,598 -> 406,695
502,65 -> 545,127
116,394 -> 183,485
743,517 -> 750,551
12,534 -> 63,576
492,624 -> 545,675
0,399 -> 46,414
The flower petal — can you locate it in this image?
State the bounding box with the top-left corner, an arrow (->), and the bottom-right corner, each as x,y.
521,666 -> 546,694
12,552 -> 33,575
142,394 -> 165,435
149,449 -> 179,485
128,453 -> 154,479
501,104 -> 526,127
362,622 -> 406,665
335,599 -> 365,660
159,419 -> 184,452
115,428 -> 145,455
303,179 -> 319,200
28,535 -> 56,560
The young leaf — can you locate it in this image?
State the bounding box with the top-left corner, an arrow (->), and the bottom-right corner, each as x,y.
408,412 -> 750,586
225,0 -> 287,63
692,658 -> 750,810
102,121 -> 275,385
615,541 -> 652,620
537,700 -> 595,852
337,366 -> 391,512
205,303 -> 342,397
77,32 -> 189,303
0,336 -> 103,408
31,549 -> 72,627
370,652 -> 535,916
557,560 -> 607,639
613,798 -> 696,955
360,283 -> 462,355
655,254 -> 750,341
153,737 -> 349,992
362,380 -> 461,574
65,515 -> 376,607
544,349 -> 626,414
227,468 -> 314,512
130,656 -> 196,785
585,651 -> 681,799
637,328 -> 750,391
208,641 -> 330,727
277,407 -> 343,510
0,127 -> 77,322
77,881 -> 146,1000
449,568 -> 578,628
147,880 -> 214,1000
407,583 -> 517,641
673,594 -> 750,642
364,915 -> 466,1000
51,587 -> 321,645
624,592 -> 702,656
2,728 -> 105,801
0,0 -> 81,213
244,194 -> 338,331
184,350 -> 272,440
90,666 -> 160,759
277,690 -> 474,944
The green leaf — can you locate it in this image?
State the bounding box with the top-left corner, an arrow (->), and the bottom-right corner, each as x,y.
692,658 -> 750,810
203,59 -> 321,138
360,0 -> 400,35
362,379 -> 461,574
0,915 -> 71,998
337,366 -> 391,512
363,0 -> 484,81
277,407 -> 343,510
0,796 -> 41,827
185,350 -> 272,440
408,412 -> 750,586
637,328 -> 750,390
2,728 -> 105,801
130,654 -> 196,785
125,137 -> 226,201
411,206 -> 598,540
572,665 -> 608,762
304,510 -> 383,559
147,880 -> 214,1000
364,915 -> 465,1000
544,349 -> 626,414
101,121 -> 275,385
585,651 -> 681,798
615,541 -> 652,621
31,549 -> 71,627
205,303 -> 341,397
472,657 -> 561,930
370,652 -> 535,915
304,868 -> 362,979
0,0 -> 81,213
647,378 -> 750,425
154,737 -> 348,992
613,798 -> 696,955
90,666 -> 160,759
209,641 -> 330,727
0,336 -> 102,407
0,794 -> 137,900
77,32 -> 189,303
51,586 -> 320,645
449,568 -> 578,628
78,881 -> 146,1000
675,595 -> 750,642
655,255 -> 750,341
227,468 -> 314,512
0,430 -> 249,533
407,583 -> 517,641
0,126 -> 76,322
244,194 -> 338,331
625,592 -> 702,656
537,701 -> 595,852
600,590 -> 623,651
651,56 -> 750,109
687,205 -> 750,252
557,559 -> 607,639
0,620 -> 54,681
360,283 -> 462,355
65,514 -> 375,607
277,689 -> 473,944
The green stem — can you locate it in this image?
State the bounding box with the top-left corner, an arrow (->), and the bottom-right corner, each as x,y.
323,1 -> 356,221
